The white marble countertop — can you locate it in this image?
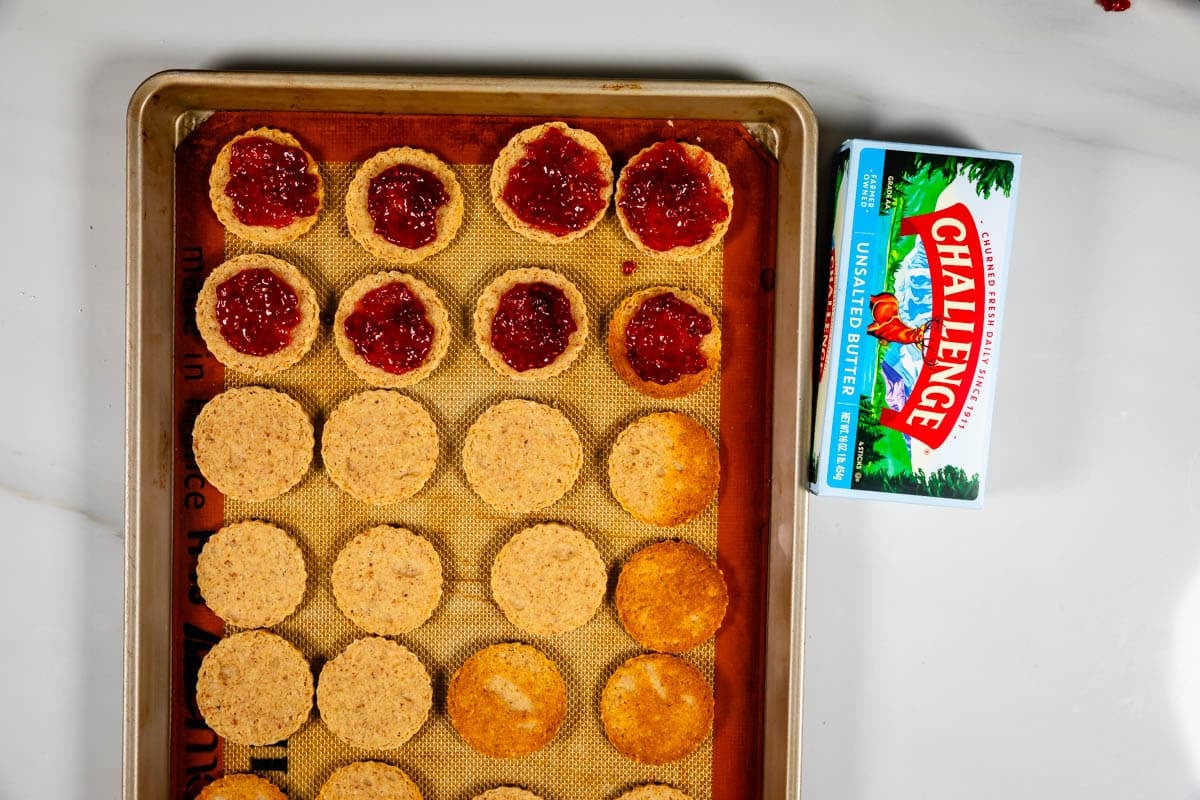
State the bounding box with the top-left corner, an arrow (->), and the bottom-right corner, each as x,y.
2,0 -> 1198,797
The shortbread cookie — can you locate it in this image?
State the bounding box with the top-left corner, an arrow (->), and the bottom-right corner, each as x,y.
608,286 -> 721,399
473,268 -> 588,380
197,773 -> 288,800
447,643 -> 566,758
192,386 -> 314,501
317,637 -> 433,750
209,127 -> 323,244
196,630 -> 313,746
616,541 -> 728,652
345,147 -> 463,264
491,523 -> 606,636
615,787 -> 693,800
600,653 -> 714,764
608,412 -> 719,527
196,520 -> 307,628
462,400 -> 582,513
321,390 -> 439,504
317,761 -> 423,800
334,271 -> 450,388
332,525 -> 442,635
473,790 -> 543,800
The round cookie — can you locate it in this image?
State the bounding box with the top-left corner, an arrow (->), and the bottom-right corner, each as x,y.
607,286 -> 721,399
615,541 -> 728,652
321,390 -> 439,504
447,643 -> 567,758
608,412 -> 719,527
196,253 -> 321,375
197,773 -> 288,800
473,790 -> 543,800
196,520 -> 307,628
600,653 -> 714,765
345,147 -> 463,264
317,762 -> 423,800
196,630 -> 313,746
332,525 -> 443,635
615,140 -> 733,260
209,127 -> 323,244
489,121 -> 613,243
616,787 -> 693,800
491,523 -> 606,636
462,400 -> 582,513
473,267 -> 589,381
333,271 -> 451,388
193,386 -> 314,501
317,637 -> 433,750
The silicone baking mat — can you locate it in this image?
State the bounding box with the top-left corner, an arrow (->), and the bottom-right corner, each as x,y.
172,111 -> 776,800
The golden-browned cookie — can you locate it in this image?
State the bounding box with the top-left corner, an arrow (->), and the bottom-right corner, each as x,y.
196,520 -> 307,629
491,523 -> 606,636
489,121 -> 613,243
197,773 -> 288,800
208,127 -> 323,244
615,541 -> 728,653
615,786 -> 693,800
462,400 -> 582,513
608,412 -> 719,527
615,140 -> 733,260
317,637 -> 433,750
333,271 -> 451,388
316,761 -> 423,800
473,268 -> 589,381
447,643 -> 566,758
345,147 -> 464,264
607,286 -> 721,399
321,390 -> 439,504
600,654 -> 713,765
473,789 -> 543,800
195,253 -> 321,375
196,630 -> 313,746
193,386 -> 314,502
332,525 -> 442,635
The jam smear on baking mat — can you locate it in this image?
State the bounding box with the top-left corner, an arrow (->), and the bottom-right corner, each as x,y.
344,282 -> 434,374
491,282 -> 578,371
215,268 -> 302,356
621,259 -> 638,275
224,137 -> 320,228
625,292 -> 713,384
368,165 -> 449,249
618,140 -> 730,251
502,126 -> 609,235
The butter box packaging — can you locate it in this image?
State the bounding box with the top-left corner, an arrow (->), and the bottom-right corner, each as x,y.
811,140 -> 1021,507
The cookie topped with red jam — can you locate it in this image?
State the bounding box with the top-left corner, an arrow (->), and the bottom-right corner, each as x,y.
608,286 -> 721,399
490,122 -> 613,243
474,267 -> 589,381
208,128 -> 324,244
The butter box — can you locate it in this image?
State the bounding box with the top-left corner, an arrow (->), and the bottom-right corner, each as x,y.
811,140 -> 1021,507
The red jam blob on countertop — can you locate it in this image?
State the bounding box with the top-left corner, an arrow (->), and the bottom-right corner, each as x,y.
224,137 -> 320,228
625,292 -> 713,385
501,127 -> 609,236
490,282 -> 578,371
618,140 -> 730,252
343,282 -> 434,374
367,165 -> 449,249
1099,0 -> 1129,10
215,268 -> 302,356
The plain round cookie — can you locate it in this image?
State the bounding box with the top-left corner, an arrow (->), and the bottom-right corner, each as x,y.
317,762 -> 423,800
491,523 -> 606,636
600,653 -> 714,765
321,390 -> 439,504
196,520 -> 307,628
447,643 -> 567,758
615,786 -> 693,800
333,271 -> 451,388
317,637 -> 433,750
209,127 -> 324,244
608,412 -> 719,527
193,386 -> 314,501
615,541 -> 728,653
473,267 -> 589,381
615,140 -> 733,260
607,286 -> 721,399
345,147 -> 464,264
197,773 -> 288,800
489,122 -> 613,243
462,400 -> 582,513
196,630 -> 313,746
332,525 -> 442,635
473,789 -> 544,800
196,253 -> 321,375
